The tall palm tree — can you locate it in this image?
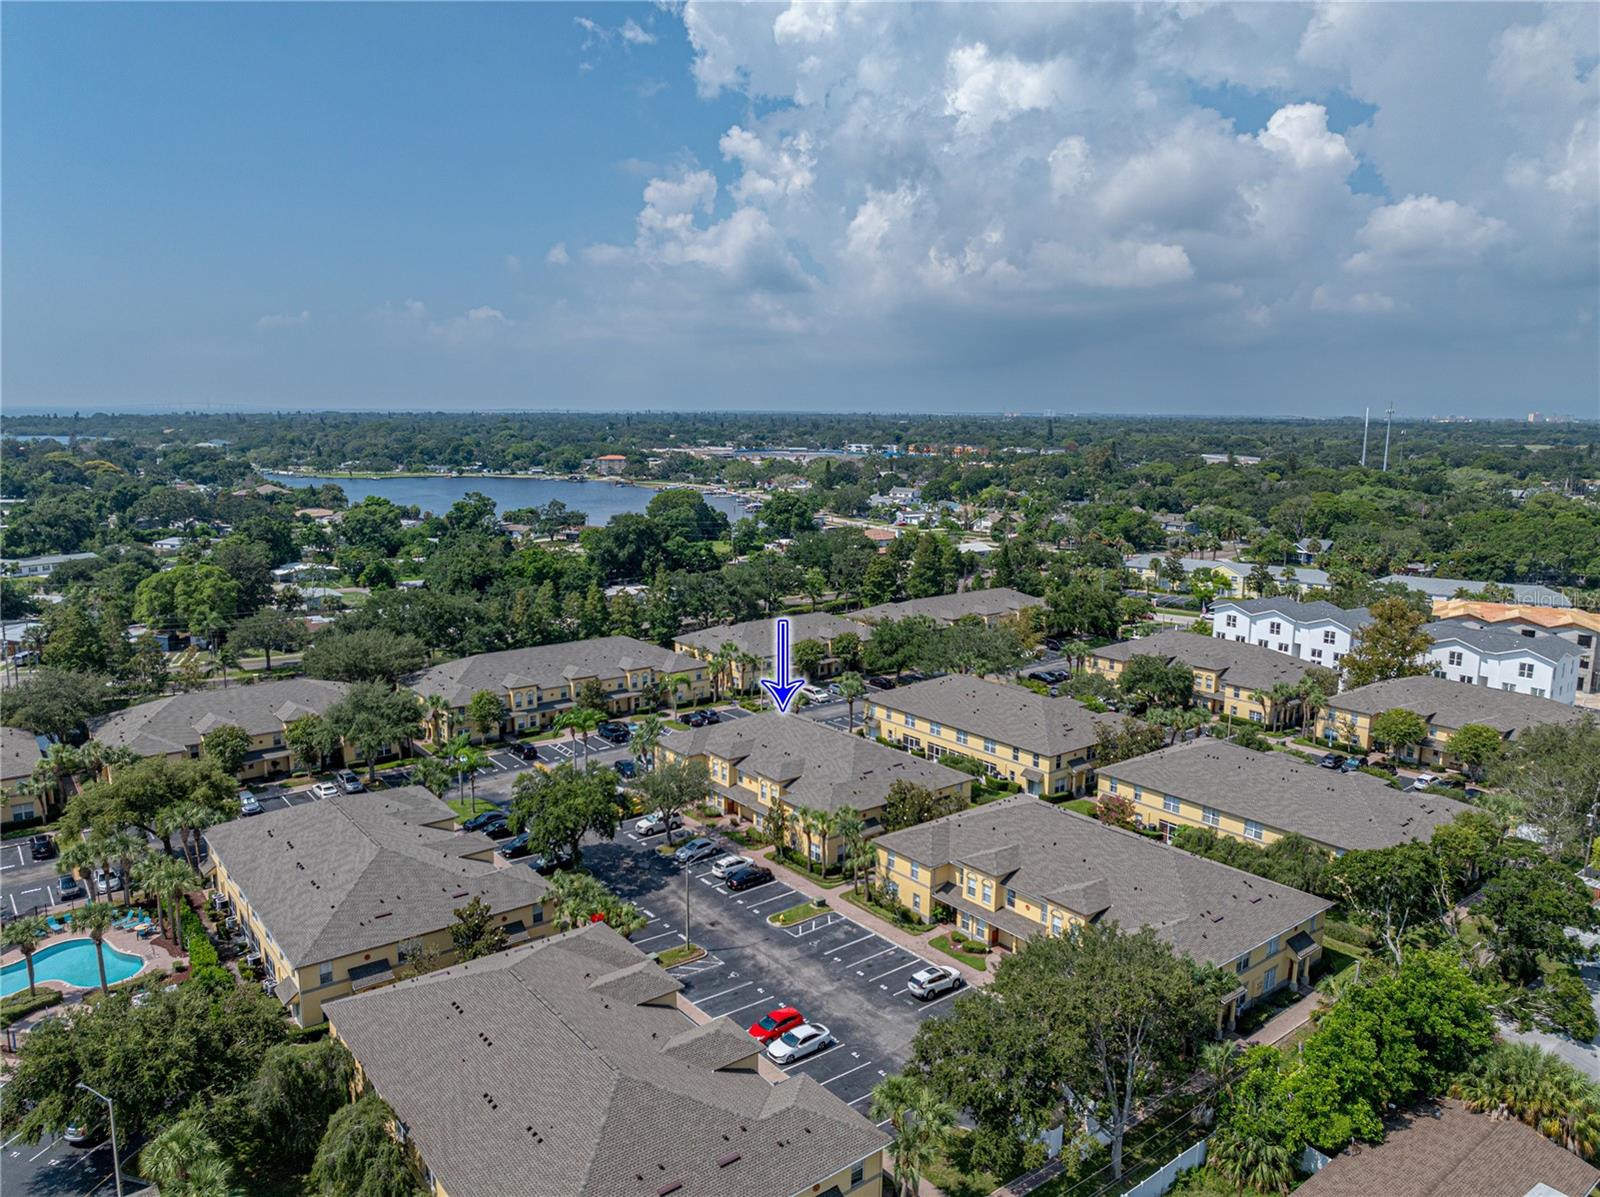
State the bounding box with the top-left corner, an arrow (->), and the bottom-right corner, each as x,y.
837,672 -> 866,732
140,1111 -> 238,1197
797,807 -> 823,869
556,707 -> 603,770
457,744 -> 489,813
734,649 -> 761,696
836,809 -> 868,887
424,694 -> 452,745
1452,1042 -> 1600,1159
75,902 -> 117,994
632,714 -> 664,773
766,793 -> 794,860
2,916 -> 51,996
710,644 -> 737,702
1267,681 -> 1300,730
870,1076 -> 955,1197
102,829 -> 146,903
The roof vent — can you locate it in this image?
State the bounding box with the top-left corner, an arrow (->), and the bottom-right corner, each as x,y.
717,1152 -> 741,1168
658,1184 -> 683,1197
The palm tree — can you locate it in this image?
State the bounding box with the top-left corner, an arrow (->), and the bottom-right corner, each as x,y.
102,829 -> 146,903
2,916 -> 51,996
1207,1111 -> 1297,1195
710,644 -> 737,702
138,855 -> 199,946
412,755 -> 453,801
75,902 -> 117,994
457,744 -> 489,813
1196,1040 -> 1240,1123
1452,1042 -> 1600,1159
837,672 -> 866,732
734,649 -> 761,696
632,714 -> 664,773
870,1076 -> 955,1197
140,1111 -> 238,1197
767,793 -> 794,860
1266,681 -> 1300,730
423,694 -> 452,745
556,707 -> 603,770
797,807 -> 823,870
836,809 -> 868,888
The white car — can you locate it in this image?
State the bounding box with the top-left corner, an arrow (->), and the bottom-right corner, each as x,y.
238,790 -> 263,816
710,853 -> 753,880
765,1022 -> 834,1065
310,781 -> 340,800
801,685 -> 830,705
634,811 -> 680,837
1409,772 -> 1442,791
907,964 -> 963,1000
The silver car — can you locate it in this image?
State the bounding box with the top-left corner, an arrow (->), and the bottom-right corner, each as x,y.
710,853 -> 752,880
907,964 -> 963,1000
765,1022 -> 834,1065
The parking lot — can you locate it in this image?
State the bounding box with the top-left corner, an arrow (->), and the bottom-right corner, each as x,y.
585,828 -> 965,1114
1,1129 -> 120,1197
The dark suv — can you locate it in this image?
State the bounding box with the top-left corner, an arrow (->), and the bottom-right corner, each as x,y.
597,721 -> 631,746
29,834 -> 56,861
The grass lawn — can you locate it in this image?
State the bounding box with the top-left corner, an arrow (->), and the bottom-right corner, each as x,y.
931,933 -> 989,972
842,886 -> 936,935
768,854 -> 849,889
447,797 -> 498,821
656,942 -> 704,968
1059,798 -> 1098,816
1319,941 -> 1365,987
769,899 -> 829,926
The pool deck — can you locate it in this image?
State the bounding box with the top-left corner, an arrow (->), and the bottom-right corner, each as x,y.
1,924 -> 181,1053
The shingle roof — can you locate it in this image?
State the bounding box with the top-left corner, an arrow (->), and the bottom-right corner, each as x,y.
1328,675 -> 1594,735
1379,574 -> 1572,608
1213,597 -> 1372,632
0,727 -> 45,785
674,613 -> 870,658
91,677 -> 349,757
876,795 -> 1330,965
1091,629 -> 1313,691
869,675 -> 1120,756
852,587 -> 1042,625
324,922 -> 888,1197
1430,599 -> 1600,635
205,786 -> 546,968
670,712 -> 970,814
1096,739 -> 1467,851
408,636 -> 702,708
1423,621 -> 1583,663
1296,1100 -> 1600,1197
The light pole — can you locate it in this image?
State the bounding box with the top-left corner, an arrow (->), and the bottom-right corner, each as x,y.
75,1082 -> 123,1197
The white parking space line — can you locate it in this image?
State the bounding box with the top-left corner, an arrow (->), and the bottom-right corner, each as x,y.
868,959 -> 923,984
902,985 -> 967,1010
826,931 -> 877,955
634,930 -> 684,946
710,993 -> 783,1019
745,889 -> 798,911
640,907 -> 654,917
844,946 -> 897,971
27,1137 -> 60,1162
818,1059 -> 875,1087
695,981 -> 752,1004
780,1041 -> 845,1070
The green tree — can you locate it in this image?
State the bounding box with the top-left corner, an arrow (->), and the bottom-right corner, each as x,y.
326,681 -> 422,781
465,689 -> 509,741
0,667 -> 110,740
246,1038 -> 358,1170
554,706 -> 603,770
870,1075 -> 957,1197
139,1110 -> 238,1197
1117,654 -> 1193,712
1341,596 -> 1433,689
1451,1042 -> 1600,1160
449,895 -> 509,962
1478,844 -> 1600,983
1,915 -> 51,996
1371,707 -> 1429,760
792,637 -> 827,681
545,869 -> 645,933
631,713 -> 664,773
229,608 -> 305,671
508,762 -> 627,866
201,724 -> 253,776
629,758 -> 710,847
1326,841 -> 1441,966
74,902 -> 118,994
1446,723 -> 1505,781
1490,716 -> 1600,863
881,779 -> 963,833
837,671 -> 866,731
284,713 -> 340,774
41,602 -> 110,673
303,629 -> 427,687
308,1094 -> 426,1197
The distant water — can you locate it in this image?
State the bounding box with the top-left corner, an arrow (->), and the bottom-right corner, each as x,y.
260,472 -> 747,524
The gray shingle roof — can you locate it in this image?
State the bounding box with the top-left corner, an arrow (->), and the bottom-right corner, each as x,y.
408,636 -> 703,708
1378,574 -> 1572,608
1213,597 -> 1371,632
852,586 -> 1042,625
1,726 -> 45,785
324,922 -> 888,1197
205,786 -> 546,968
1328,675 -> 1593,735
670,712 -> 971,814
1296,1100 -> 1600,1197
869,675 -> 1119,756
674,613 -> 870,658
1423,621 -> 1583,662
91,677 -> 350,758
876,795 -> 1330,965
1091,629 -> 1313,691
1096,739 -> 1467,851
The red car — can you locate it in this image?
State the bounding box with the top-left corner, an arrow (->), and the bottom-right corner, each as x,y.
748,1006 -> 804,1044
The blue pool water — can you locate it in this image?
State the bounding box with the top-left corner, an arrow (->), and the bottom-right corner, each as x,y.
0,937 -> 144,997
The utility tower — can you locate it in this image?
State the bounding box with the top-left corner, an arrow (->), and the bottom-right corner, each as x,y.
1381,401 -> 1395,472
1360,407 -> 1370,467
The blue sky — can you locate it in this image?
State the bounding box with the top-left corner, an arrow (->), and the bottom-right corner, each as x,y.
4,3 -> 1596,416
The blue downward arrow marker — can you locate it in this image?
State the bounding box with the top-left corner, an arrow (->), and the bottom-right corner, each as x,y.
759,616 -> 804,714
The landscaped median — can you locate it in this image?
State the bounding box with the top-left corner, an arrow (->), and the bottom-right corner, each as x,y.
767,898 -> 829,927
930,930 -> 990,972
655,942 -> 705,968
841,885 -> 936,935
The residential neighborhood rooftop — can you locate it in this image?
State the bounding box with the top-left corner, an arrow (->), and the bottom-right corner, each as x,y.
674,612 -> 869,658
1422,620 -> 1583,662
1213,597 -> 1371,631
324,921 -> 889,1197
869,674 -> 1119,756
875,795 -> 1331,965
1430,599 -> 1600,634
671,711 -> 971,815
1328,674 -> 1594,734
205,785 -> 546,969
1378,574 -> 1572,608
851,586 -> 1042,625
1097,739 -> 1468,851
0,726 -> 45,785
407,636 -> 703,707
1092,628 -> 1313,691
90,676 -> 350,758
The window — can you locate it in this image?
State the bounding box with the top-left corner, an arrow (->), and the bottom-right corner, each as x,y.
1005,887 -> 1016,908
885,851 -> 896,872
1532,687 -> 1545,697
1163,795 -> 1180,814
1108,778 -> 1119,794
1225,614 -> 1237,628
911,894 -> 921,912
910,861 -> 920,881
1051,913 -> 1063,935
851,1163 -> 865,1189
1322,630 -> 1336,644
1447,650 -> 1463,667
955,729 -> 969,745
1203,806 -> 1219,827
1133,786 -> 1143,802
1236,953 -> 1251,974
319,961 -> 333,986
966,873 -> 977,897
1518,662 -> 1535,679
982,880 -> 993,904
1245,819 -> 1265,841
903,712 -> 916,728
929,722 -> 941,736
1268,621 -> 1281,635
1311,649 -> 1323,661
1011,747 -> 1020,762
983,738 -> 996,754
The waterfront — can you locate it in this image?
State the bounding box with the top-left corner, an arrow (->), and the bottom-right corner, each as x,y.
261,471 -> 747,523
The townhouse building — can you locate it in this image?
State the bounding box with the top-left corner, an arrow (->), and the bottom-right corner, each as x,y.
1319,675 -> 1592,770
407,636 -> 711,743
326,922 -> 889,1197
1431,598 -> 1600,695
1095,739 -> 1467,854
874,796 -> 1331,1027
1087,629 -> 1313,726
0,551 -> 99,578
91,677 -> 351,780
865,674 -> 1119,797
674,613 -> 870,690
660,712 -> 971,865
207,785 -> 552,1025
1377,573 -> 1572,608
1422,621 -> 1583,703
851,586 -> 1043,626
1211,598 -> 1370,671
1124,555 -> 1331,598
1,726 -> 52,828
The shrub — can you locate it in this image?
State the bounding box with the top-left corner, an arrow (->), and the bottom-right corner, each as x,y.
1323,919 -> 1374,950
1,989 -> 64,1026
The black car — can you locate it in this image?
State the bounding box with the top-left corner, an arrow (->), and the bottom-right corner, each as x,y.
29,835 -> 56,861
724,863 -> 774,892
528,846 -> 573,875
685,709 -> 721,728
461,809 -> 507,833
510,741 -> 540,761
614,759 -> 637,780
497,832 -> 532,859
865,675 -> 896,690
1317,752 -> 1346,769
597,721 -> 631,745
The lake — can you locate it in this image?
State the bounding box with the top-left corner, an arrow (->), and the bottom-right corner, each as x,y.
260,472 -> 748,524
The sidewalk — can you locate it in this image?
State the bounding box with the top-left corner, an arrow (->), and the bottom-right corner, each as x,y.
1241,988 -> 1324,1047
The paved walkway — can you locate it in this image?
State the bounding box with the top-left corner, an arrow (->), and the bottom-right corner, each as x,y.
1241,987 -> 1324,1047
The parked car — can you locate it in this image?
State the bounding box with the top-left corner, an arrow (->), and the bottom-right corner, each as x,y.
724,863 -> 773,892
510,741 -> 540,761
907,964 -> 964,1000
92,868 -> 124,895
1338,757 -> 1362,773
238,790 -> 264,816
63,1121 -> 104,1148
1409,772 -> 1442,791
336,770 -> 365,794
528,847 -> 573,875
865,675 -> 896,690
597,721 -> 631,745
825,683 -> 844,698
801,685 -> 830,705
311,781 -> 340,800
710,853 -> 752,880
765,1023 -> 835,1065
1317,753 -> 1345,769
29,834 -> 55,861
461,809 -> 507,834
58,874 -> 84,901
685,709 -> 722,728
748,1005 -> 804,1044
634,811 -> 681,837
497,832 -> 532,859
614,760 -> 637,780
674,837 -> 720,865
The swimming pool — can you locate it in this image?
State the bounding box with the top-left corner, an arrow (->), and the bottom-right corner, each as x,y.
1,937 -> 145,997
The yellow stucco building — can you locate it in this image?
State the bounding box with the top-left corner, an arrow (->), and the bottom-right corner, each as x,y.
1087,629 -> 1312,727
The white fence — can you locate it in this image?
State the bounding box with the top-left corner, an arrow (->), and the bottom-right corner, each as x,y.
1117,1137 -> 1210,1197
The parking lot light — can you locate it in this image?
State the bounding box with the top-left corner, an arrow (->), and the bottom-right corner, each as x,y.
75,1082 -> 123,1197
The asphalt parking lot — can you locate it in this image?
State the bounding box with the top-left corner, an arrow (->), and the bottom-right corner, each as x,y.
585,828 -> 965,1115
2,840 -> 64,916
1,1130 -> 121,1197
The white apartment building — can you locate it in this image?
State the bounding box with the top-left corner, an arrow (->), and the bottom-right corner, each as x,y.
1211,598 -> 1370,670
1422,622 -> 1582,704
